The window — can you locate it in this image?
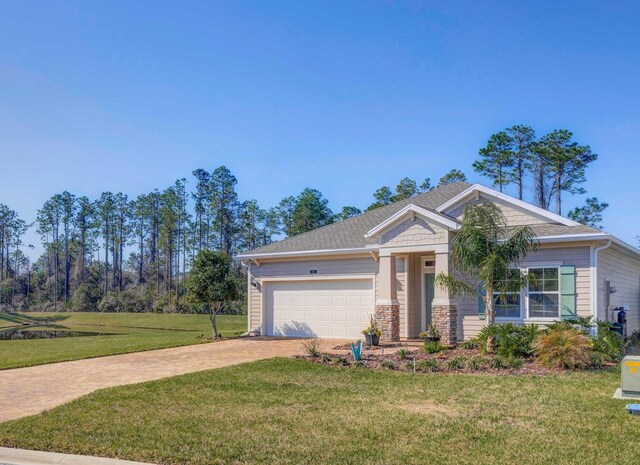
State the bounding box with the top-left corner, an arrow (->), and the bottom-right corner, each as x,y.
493,269 -> 522,319
528,267 -> 560,318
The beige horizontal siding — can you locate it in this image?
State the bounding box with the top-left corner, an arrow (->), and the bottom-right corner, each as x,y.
522,245 -> 592,319
598,245 -> 640,334
456,245 -> 591,340
381,217 -> 447,247
448,197 -> 550,227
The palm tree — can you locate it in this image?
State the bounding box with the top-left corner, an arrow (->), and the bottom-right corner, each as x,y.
435,201 -> 538,326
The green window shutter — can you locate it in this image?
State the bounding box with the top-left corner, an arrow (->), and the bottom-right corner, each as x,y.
560,265 -> 576,319
478,283 -> 486,320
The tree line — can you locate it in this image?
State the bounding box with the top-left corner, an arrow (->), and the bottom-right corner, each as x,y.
472,125 -> 607,225
0,126 -> 608,312
1,165 -> 413,312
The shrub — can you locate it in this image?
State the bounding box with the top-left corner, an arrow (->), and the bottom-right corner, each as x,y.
333,356 -> 348,366
353,360 -> 364,368
589,351 -> 612,369
507,357 -> 524,369
533,326 -> 592,369
565,315 -> 594,334
381,359 -> 395,370
447,356 -> 467,370
477,323 -> 539,358
321,354 -> 332,363
592,321 -> 626,360
460,339 -> 480,350
419,323 -> 441,340
98,289 -> 151,313
629,330 -> 640,348
397,348 -> 411,360
416,359 -> 439,373
423,341 -> 445,354
465,355 -> 489,370
403,362 -> 415,372
301,339 -> 322,358
490,355 -> 508,369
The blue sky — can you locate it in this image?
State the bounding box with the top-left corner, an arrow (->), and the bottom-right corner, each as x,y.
1,1 -> 639,256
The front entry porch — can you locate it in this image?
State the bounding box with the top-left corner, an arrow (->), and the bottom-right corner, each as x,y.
376,250 -> 458,345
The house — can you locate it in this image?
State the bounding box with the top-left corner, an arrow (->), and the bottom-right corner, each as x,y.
237,182 -> 640,343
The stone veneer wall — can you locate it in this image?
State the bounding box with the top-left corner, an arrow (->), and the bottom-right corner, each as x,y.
432,305 -> 457,345
375,304 -> 400,342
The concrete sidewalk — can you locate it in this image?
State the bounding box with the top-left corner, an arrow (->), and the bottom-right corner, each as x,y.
0,446 -> 154,465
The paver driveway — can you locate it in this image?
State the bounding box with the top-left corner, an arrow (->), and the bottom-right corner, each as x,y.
0,337 -> 306,423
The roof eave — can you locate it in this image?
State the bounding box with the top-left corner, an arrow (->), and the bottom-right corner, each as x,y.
236,245 -> 378,261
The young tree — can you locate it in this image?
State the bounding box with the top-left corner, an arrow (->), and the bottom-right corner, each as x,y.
435,202 -> 538,326
290,188 -> 333,236
568,197 -> 609,229
187,250 -> 239,338
437,169 -> 467,187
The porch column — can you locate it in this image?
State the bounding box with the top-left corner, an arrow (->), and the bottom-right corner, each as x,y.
433,251 -> 457,345
376,254 -> 400,342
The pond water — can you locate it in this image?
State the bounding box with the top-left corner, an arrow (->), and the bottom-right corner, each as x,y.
0,329 -> 112,340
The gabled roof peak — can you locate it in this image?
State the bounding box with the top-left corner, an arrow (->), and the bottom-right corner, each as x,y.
436,183 -> 580,227
364,203 -> 461,239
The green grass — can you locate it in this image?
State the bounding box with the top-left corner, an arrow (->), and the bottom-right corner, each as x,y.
0,312 -> 246,370
0,358 -> 636,465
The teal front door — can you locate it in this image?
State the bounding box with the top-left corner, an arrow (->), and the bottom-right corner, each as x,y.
424,273 -> 435,328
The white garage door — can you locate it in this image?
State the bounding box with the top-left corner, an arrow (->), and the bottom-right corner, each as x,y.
265,279 -> 374,339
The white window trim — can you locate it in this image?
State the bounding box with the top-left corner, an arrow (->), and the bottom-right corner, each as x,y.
489,264 -> 564,322
525,266 -> 561,320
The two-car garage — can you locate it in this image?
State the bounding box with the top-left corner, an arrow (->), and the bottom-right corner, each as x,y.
264,279 -> 375,339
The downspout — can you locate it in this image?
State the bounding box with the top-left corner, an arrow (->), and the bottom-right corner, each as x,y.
240,260 -> 251,334
592,240 -> 611,334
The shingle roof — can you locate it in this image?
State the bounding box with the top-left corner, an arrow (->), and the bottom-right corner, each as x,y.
238,182 -> 604,257
239,182 -> 469,256
528,223 -> 602,237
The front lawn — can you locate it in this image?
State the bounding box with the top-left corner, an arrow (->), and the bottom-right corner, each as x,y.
0,312 -> 246,370
0,358 -> 636,464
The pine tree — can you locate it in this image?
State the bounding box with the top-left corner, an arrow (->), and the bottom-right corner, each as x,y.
438,169 -> 467,187
473,132 -> 515,193
290,188 -> 333,236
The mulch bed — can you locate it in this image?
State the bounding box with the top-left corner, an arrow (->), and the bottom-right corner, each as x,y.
295,346 -> 610,375
332,342 -> 406,351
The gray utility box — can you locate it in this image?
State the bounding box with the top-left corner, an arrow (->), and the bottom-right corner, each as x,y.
621,356 -> 640,398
